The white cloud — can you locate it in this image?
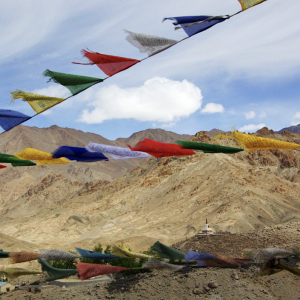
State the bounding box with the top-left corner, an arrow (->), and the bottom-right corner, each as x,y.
259,112 -> 267,119
32,85 -> 69,98
201,103 -> 224,114
293,112 -> 300,119
291,112 -> 300,125
239,123 -> 266,132
244,111 -> 255,119
78,77 -> 202,124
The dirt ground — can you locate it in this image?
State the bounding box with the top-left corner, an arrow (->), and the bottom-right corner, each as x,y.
1,221 -> 300,300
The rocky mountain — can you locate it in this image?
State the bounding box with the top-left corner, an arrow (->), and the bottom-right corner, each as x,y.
115,128 -> 193,146
276,123 -> 300,134
207,128 -> 224,136
0,126 -> 300,253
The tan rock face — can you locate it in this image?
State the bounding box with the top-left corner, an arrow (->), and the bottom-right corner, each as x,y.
0,126 -> 300,253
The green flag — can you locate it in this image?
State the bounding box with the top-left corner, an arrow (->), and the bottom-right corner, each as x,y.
0,153 -> 36,167
151,241 -> 185,260
176,140 -> 244,154
38,258 -> 78,281
0,250 -> 10,258
43,69 -> 103,96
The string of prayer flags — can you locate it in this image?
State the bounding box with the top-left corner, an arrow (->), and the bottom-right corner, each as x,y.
142,257 -> 185,271
73,50 -> 140,76
215,130 -> 300,151
0,153 -> 36,167
150,241 -> 185,260
38,258 -> 78,281
39,249 -> 80,261
238,0 -> 267,11
124,30 -> 178,57
0,165 -> 7,169
0,267 -> 42,280
10,90 -> 66,114
77,262 -> 129,280
128,139 -> 195,158
163,15 -> 228,37
52,146 -> 109,162
112,241 -> 151,259
43,69 -> 103,96
0,250 -> 10,258
248,248 -> 296,264
75,247 -> 120,260
14,148 -> 70,166
9,252 -> 39,264
0,109 -> 31,131
176,140 -> 244,154
86,142 -> 152,159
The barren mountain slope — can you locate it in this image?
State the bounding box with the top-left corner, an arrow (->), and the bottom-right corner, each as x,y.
0,128 -> 300,252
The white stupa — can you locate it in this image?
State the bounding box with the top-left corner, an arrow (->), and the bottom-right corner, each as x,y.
198,219 -> 214,235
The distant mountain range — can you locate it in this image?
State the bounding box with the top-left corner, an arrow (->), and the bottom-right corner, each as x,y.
276,124 -> 300,134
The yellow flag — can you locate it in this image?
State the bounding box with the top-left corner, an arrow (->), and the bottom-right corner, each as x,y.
112,241 -> 151,259
11,90 -> 65,114
215,129 -> 300,151
238,0 -> 267,11
14,148 -> 70,165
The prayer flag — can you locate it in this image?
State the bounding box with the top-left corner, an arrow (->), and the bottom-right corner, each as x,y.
14,148 -> 70,166
185,250 -> 242,267
75,247 -> 119,260
124,30 -> 177,56
9,252 -> 39,264
163,15 -> 227,37
176,140 -> 244,154
86,142 -> 152,159
215,130 -> 300,151
73,50 -> 140,76
248,248 -> 296,264
0,268 -> 42,280
128,139 -> 195,158
52,146 -> 109,162
39,249 -> 80,261
43,69 -> 103,96
142,257 -> 184,271
0,165 -> 7,169
0,250 -> 10,258
11,90 -> 66,114
0,109 -> 30,131
238,0 -> 267,11
38,258 -> 78,281
112,241 -> 151,259
77,262 -> 129,280
0,153 -> 36,167
151,241 -> 185,260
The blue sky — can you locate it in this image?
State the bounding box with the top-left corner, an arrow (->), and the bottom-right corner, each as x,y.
1,0 -> 300,140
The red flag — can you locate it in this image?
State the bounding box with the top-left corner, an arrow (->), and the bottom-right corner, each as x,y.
128,139 -> 196,158
0,165 -> 7,169
73,50 -> 140,76
76,262 -> 129,280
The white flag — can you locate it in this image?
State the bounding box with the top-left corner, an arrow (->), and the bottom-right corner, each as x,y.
124,30 -> 177,56
86,142 -> 152,160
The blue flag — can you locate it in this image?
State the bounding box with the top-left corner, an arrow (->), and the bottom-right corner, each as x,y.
0,109 -> 30,131
163,15 -> 227,37
76,247 -> 120,260
52,146 -> 109,162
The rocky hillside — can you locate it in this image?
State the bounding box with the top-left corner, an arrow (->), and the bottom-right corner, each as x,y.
0,127 -> 299,253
